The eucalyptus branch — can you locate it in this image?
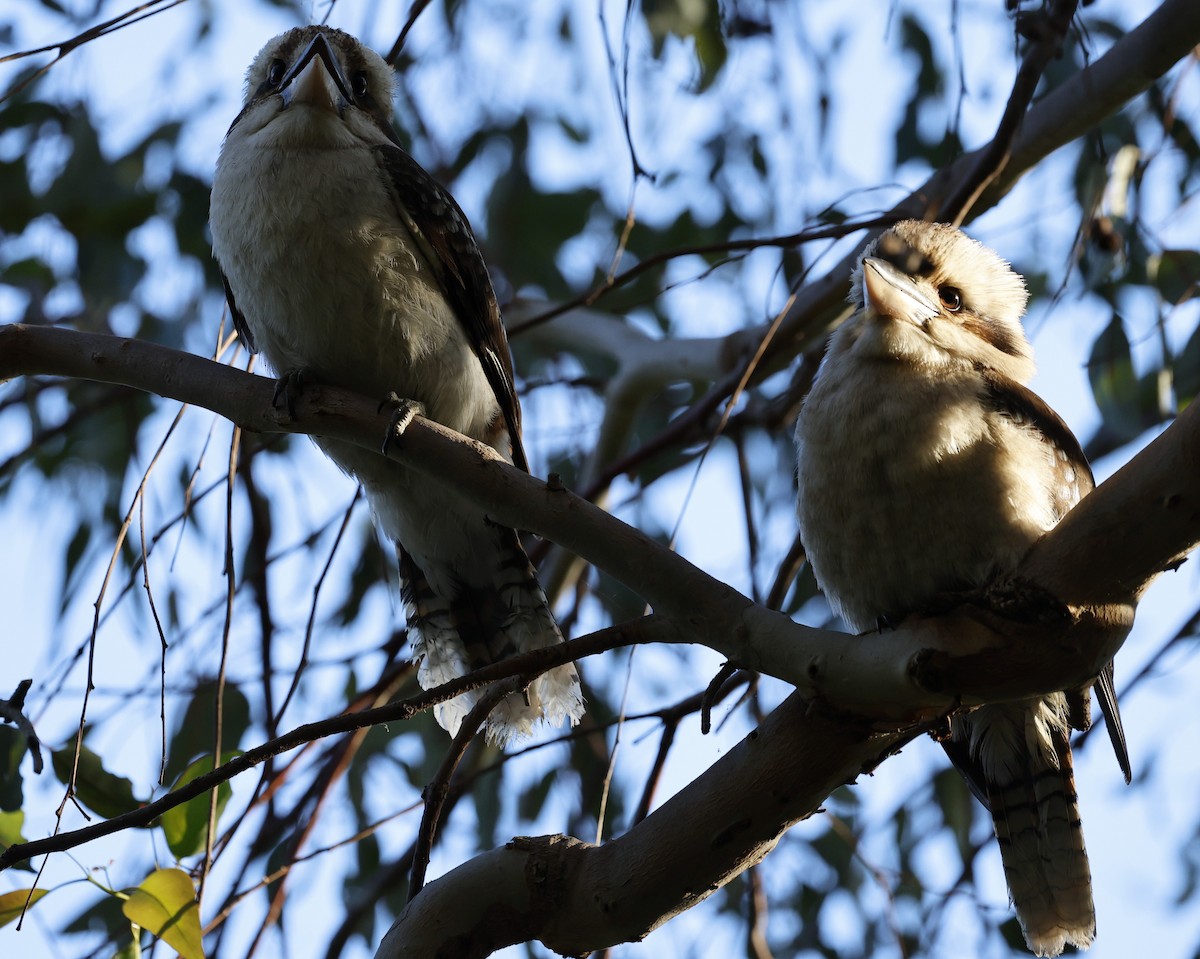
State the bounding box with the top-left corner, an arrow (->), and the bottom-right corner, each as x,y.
3,322 -> 1198,886
940,0 -> 1080,225
3,323 -> 1197,706
734,0 -> 1200,372
508,0 -> 1200,392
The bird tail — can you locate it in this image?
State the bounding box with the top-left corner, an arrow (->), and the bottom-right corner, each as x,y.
951,699 -> 1095,958
400,536 -> 583,745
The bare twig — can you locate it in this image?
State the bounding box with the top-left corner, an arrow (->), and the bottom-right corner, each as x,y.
409,680 -> 520,899
0,0 -> 188,105
940,0 -> 1081,225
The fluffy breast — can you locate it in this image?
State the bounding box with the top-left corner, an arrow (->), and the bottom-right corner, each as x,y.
794,357 -> 1061,632
210,136 -> 498,441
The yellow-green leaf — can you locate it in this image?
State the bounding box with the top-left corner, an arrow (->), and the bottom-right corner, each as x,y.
121,868 -> 203,959
0,810 -> 27,852
0,887 -> 48,928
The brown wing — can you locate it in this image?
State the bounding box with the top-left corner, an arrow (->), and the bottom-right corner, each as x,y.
979,369 -> 1131,781
979,368 -> 1094,516
376,145 -> 528,473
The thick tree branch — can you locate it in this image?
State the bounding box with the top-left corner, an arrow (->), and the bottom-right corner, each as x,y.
377,695 -> 903,959
512,1 -> 1200,399
4,323 -> 1199,948
4,323 -> 1198,713
375,399 -> 1200,959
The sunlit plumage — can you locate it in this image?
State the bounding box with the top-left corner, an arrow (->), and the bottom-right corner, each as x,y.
794,220 -> 1128,956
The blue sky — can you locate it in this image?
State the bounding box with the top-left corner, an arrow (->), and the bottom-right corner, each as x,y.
2,2 -> 1199,957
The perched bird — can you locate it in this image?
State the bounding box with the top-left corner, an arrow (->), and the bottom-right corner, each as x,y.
209,26 -> 583,744
793,220 -> 1129,956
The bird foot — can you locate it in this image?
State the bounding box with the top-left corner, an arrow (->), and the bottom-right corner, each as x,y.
380,393 -> 427,455
272,368 -> 316,419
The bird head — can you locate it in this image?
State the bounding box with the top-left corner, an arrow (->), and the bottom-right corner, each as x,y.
840,220 -> 1035,383
227,27 -> 399,150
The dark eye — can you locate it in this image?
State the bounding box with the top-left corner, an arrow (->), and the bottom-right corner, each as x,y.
352,71 -> 369,98
938,286 -> 963,312
267,59 -> 286,87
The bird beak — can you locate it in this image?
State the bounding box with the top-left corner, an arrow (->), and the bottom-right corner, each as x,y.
861,256 -> 939,325
279,32 -> 355,112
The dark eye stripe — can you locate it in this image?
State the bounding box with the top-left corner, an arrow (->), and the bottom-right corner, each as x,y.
962,315 -> 1023,356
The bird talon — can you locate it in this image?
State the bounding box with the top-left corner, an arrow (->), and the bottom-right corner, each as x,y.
380,394 -> 427,455
272,368 -> 313,419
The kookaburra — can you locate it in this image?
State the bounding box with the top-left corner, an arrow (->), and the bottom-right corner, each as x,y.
793,220 -> 1129,956
209,26 -> 583,744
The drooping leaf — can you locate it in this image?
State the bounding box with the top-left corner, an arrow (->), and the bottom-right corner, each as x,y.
50,744 -> 142,820
0,810 -> 28,861
164,681 -> 250,784
1175,320 -> 1200,406
1148,249 -> 1200,305
0,727 -> 27,812
1086,313 -> 1157,442
0,887 -> 48,928
121,868 -> 204,959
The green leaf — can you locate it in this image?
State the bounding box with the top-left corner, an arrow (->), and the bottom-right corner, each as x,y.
1175,321 -> 1200,406
112,938 -> 140,959
933,767 -> 976,863
0,810 -> 27,855
164,681 -> 250,784
121,868 -> 204,959
51,745 -> 142,819
0,887 -> 48,928
0,726 -> 27,812
1084,312 -> 1156,441
1147,249 -> 1200,304
63,892 -> 127,938
517,768 -> 557,822
159,753 -> 238,859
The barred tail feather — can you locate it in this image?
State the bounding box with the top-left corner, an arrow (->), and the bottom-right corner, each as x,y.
400,537 -> 584,745
400,549 -> 479,737
952,698 -> 1095,957
484,529 -> 584,743
990,755 -> 1094,956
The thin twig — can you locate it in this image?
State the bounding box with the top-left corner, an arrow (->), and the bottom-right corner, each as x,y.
0,0 -> 188,106
385,0 -> 435,66
0,620 -> 650,872
409,680 -> 519,899
940,0 -> 1081,225
507,219 -> 886,336
273,489 -> 362,728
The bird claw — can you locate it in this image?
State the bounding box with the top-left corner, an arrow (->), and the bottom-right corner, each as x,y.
272,368 -> 314,419
380,393 -> 427,456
